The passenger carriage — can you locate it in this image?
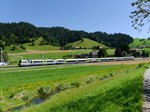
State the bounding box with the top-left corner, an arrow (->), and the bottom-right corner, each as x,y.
19,56 -> 135,67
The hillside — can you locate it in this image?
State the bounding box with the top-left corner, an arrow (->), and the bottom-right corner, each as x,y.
24,38 -> 59,50
6,38 -> 59,53
130,38 -> 150,48
67,38 -> 107,49
0,22 -> 133,49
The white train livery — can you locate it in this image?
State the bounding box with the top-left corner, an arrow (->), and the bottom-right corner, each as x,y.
19,56 -> 134,67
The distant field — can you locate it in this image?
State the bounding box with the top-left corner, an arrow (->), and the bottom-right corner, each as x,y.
23,38 -> 59,50
5,46 -> 27,53
107,48 -> 115,55
143,48 -> 150,53
8,49 -> 91,65
67,38 -> 107,48
5,38 -> 59,53
8,49 -> 115,66
0,63 -> 148,111
130,38 -> 150,48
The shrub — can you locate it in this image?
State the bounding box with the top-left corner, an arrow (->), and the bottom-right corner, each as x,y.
22,93 -> 34,101
11,45 -> 16,51
38,86 -> 51,96
109,73 -> 113,77
70,82 -> 80,88
137,63 -> 143,68
20,45 -> 26,50
86,78 -> 95,84
56,84 -> 68,91
8,93 -> 15,98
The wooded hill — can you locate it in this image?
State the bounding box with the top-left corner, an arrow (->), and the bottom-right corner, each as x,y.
0,22 -> 133,49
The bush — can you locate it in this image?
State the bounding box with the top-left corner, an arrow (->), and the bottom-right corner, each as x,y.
109,73 -> 113,77
137,63 -> 143,68
11,45 -> 16,51
8,93 -> 15,98
22,93 -> 34,101
38,86 -> 51,96
70,82 -> 80,88
56,84 -> 68,91
20,45 -> 26,50
86,78 -> 95,84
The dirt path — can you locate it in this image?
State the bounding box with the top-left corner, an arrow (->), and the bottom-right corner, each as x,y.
143,68 -> 150,112
8,50 -> 75,56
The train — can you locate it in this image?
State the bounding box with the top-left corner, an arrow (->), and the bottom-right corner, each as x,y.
19,56 -> 134,67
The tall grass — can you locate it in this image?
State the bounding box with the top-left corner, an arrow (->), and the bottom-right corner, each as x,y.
51,76 -> 142,112
22,65 -> 147,112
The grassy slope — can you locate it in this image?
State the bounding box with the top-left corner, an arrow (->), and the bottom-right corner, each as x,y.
22,64 -> 148,112
0,64 -> 139,110
24,38 -> 59,50
67,38 -> 107,48
5,46 -> 27,53
130,38 -> 150,48
5,38 -> 59,53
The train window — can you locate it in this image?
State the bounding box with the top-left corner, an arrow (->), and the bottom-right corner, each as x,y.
47,61 -> 54,62
58,60 -> 64,62
32,61 -> 44,63
78,60 -> 86,62
67,60 -> 76,62
22,61 -> 27,63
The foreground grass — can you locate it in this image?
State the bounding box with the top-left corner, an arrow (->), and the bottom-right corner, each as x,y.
22,64 -> 147,112
0,64 -> 141,111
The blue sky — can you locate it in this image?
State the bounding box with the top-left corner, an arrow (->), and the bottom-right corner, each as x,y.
0,0 -> 149,38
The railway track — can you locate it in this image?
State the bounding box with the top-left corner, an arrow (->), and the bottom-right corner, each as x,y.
0,58 -> 150,70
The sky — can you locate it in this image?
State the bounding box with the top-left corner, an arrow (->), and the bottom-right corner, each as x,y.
0,0 -> 149,38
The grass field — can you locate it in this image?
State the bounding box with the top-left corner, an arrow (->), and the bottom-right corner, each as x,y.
23,38 -> 59,50
8,49 -> 115,66
5,46 -> 27,53
67,38 -> 107,48
22,64 -> 148,112
5,38 -> 59,53
8,49 -> 91,65
0,63 -> 149,111
143,48 -> 150,53
130,38 -> 150,48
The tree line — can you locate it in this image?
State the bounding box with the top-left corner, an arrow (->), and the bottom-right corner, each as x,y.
0,22 -> 133,49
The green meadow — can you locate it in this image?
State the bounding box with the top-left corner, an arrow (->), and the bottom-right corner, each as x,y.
5,38 -> 59,53
130,38 -> 150,48
0,63 -> 149,112
8,49 -> 91,65
67,38 -> 107,48
8,48 -> 115,66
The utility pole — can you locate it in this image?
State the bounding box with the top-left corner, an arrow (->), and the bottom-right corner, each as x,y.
0,48 -> 3,62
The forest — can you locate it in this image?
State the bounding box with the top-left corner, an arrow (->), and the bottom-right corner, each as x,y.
0,22 -> 133,48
